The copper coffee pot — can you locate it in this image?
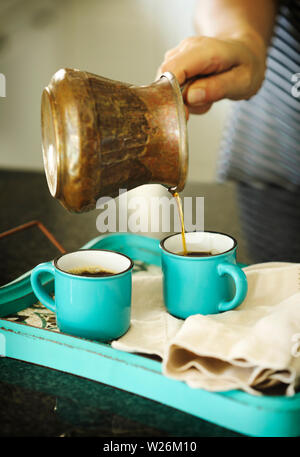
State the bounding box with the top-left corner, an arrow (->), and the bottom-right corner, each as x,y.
41,68 -> 188,213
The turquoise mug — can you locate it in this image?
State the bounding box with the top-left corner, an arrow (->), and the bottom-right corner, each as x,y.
30,249 -> 134,341
160,231 -> 248,319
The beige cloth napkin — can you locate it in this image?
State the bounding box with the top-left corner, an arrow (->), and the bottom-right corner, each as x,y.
112,262 -> 300,396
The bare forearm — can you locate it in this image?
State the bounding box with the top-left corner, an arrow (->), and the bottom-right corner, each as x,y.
195,0 -> 278,56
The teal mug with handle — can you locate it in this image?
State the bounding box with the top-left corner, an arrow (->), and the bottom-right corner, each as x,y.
30,249 -> 134,341
160,231 -> 248,319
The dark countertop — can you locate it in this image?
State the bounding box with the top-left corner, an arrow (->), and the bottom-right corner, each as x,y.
1,169 -> 300,438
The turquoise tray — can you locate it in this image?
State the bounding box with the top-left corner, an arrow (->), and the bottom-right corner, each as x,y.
1,233 -> 300,437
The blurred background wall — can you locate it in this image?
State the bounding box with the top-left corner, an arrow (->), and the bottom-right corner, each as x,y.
0,0 -> 230,183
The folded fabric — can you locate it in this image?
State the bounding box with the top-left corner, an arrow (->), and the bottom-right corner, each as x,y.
112,262 -> 300,396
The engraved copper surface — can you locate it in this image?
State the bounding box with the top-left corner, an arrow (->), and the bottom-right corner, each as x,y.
41,68 -> 188,213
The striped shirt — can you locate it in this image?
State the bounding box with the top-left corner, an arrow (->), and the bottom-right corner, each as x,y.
218,0 -> 300,190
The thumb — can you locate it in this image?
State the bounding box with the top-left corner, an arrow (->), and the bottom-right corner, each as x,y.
186,66 -> 249,105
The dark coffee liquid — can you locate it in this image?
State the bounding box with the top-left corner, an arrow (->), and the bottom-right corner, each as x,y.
178,251 -> 215,257
172,191 -> 187,255
170,191 -> 216,258
68,267 -> 116,277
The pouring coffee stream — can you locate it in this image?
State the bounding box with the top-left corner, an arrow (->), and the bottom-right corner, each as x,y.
41,68 -> 194,253
172,191 -> 188,256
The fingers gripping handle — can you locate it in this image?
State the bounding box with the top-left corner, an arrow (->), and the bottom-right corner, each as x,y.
217,263 -> 248,312
30,262 -> 56,312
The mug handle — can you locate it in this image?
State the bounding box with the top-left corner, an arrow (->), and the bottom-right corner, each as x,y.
30,261 -> 56,312
217,263 -> 248,312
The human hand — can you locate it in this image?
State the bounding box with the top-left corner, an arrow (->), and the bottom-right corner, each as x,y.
157,35 -> 267,116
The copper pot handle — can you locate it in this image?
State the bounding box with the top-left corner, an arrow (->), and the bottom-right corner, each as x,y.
180,75 -> 199,96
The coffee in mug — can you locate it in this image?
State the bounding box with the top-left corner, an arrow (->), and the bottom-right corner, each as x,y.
178,251 -> 215,257
67,267 -> 116,277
